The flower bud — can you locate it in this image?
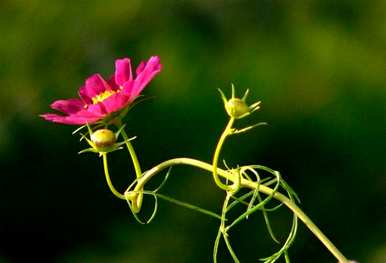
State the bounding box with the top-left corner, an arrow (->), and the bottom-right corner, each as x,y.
91,129 -> 116,149
226,98 -> 250,119
219,85 -> 261,120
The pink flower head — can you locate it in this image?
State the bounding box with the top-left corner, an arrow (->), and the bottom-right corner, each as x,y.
41,56 -> 162,125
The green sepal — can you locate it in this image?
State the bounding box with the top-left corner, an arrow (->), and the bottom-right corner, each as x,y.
78,147 -> 98,154
72,125 -> 86,135
115,123 -> 127,139
231,83 -> 236,98
218,88 -> 228,106
242,88 -> 250,101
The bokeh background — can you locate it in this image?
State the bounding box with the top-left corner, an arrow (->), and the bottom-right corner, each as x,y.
0,0 -> 385,262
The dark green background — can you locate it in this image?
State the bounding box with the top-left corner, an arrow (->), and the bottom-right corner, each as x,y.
0,0 -> 385,262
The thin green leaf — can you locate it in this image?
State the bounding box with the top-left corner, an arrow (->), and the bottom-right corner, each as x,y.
280,179 -> 301,203
142,192 -> 159,224
246,187 -> 259,219
223,234 -> 240,263
154,193 -> 223,220
125,195 -> 146,225
256,191 -> 280,244
226,171 -> 281,230
263,178 -> 279,187
213,227 -> 222,263
263,203 -> 284,212
241,166 -> 261,182
124,191 -> 160,224
124,177 -> 140,193
260,214 -> 298,262
226,176 -> 276,212
153,167 -> 172,193
227,191 -> 255,212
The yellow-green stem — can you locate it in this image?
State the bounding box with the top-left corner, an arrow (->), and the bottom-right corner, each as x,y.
102,153 -> 125,200
121,129 -> 142,178
128,157 -> 349,263
212,118 -> 235,190
120,128 -> 144,212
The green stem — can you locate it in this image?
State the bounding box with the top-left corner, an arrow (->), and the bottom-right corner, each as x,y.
127,157 -> 349,263
120,128 -> 144,212
102,153 -> 125,200
121,129 -> 142,178
284,251 -> 291,263
212,118 -> 235,190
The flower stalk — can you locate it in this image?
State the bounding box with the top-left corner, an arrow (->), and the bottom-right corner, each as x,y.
121,128 -> 142,179
102,153 -> 125,200
212,117 -> 235,191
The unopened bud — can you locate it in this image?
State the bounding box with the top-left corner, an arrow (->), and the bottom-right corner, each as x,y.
226,98 -> 250,119
91,129 -> 116,149
219,85 -> 261,120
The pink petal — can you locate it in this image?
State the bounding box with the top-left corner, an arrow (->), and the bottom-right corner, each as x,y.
107,75 -> 119,91
41,103 -> 107,125
40,113 -> 102,125
50,98 -> 84,114
130,56 -> 162,98
79,74 -> 111,102
78,85 -> 92,104
85,103 -> 108,116
100,92 -> 131,113
115,58 -> 133,86
135,61 -> 145,76
120,81 -> 134,100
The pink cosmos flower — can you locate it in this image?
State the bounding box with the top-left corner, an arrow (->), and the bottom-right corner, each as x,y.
41,56 -> 161,125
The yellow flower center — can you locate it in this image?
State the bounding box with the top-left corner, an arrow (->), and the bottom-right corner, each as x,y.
92,90 -> 116,104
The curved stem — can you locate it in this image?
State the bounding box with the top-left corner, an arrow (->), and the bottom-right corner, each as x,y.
102,153 -> 125,200
120,128 -> 144,211
128,157 -> 349,263
212,118 -> 235,190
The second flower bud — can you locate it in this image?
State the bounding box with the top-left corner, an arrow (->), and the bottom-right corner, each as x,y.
219,84 -> 261,119
91,129 -> 117,149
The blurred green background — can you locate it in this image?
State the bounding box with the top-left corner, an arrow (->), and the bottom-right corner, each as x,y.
0,0 -> 385,262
